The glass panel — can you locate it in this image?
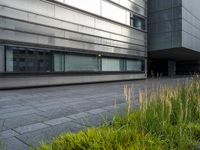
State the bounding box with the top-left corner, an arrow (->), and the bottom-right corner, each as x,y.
65,55 -> 98,71
6,48 -> 13,72
131,15 -> 146,30
18,58 -> 26,72
63,0 -> 101,15
102,1 -> 127,24
54,53 -> 65,72
55,0 -> 64,2
6,46 -> 52,73
126,60 -> 143,71
37,51 -> 51,72
102,58 -> 121,71
5,47 -> 145,73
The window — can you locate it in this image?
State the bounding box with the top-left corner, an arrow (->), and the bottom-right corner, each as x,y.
102,58 -> 124,71
102,1 -> 129,24
6,47 -> 52,72
5,46 -> 145,73
131,15 -> 145,30
53,53 -> 65,72
126,60 -> 144,71
18,58 -> 26,71
55,0 -> 101,15
65,55 -> 98,71
6,48 -> 14,72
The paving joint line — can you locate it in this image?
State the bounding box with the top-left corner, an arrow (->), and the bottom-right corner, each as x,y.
11,128 -> 23,135
14,136 -> 32,148
1,119 -> 5,132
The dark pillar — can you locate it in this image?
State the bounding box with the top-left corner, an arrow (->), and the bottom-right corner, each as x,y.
0,46 -> 5,73
168,60 -> 176,77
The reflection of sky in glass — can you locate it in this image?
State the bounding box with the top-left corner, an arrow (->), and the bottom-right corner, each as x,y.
64,0 -> 101,15
55,0 -> 130,25
102,1 -> 127,24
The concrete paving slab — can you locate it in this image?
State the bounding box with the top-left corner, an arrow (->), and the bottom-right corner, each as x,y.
14,123 -> 49,134
72,113 -> 107,127
0,119 -> 4,131
87,108 -> 107,115
2,113 -> 48,131
36,107 -> 79,120
0,106 -> 34,115
1,137 -> 29,150
71,101 -> 107,112
44,117 -> 72,126
0,109 -> 38,119
67,112 -> 89,120
0,129 -> 19,139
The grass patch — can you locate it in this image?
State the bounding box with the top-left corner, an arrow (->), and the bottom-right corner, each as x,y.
38,77 -> 200,150
0,140 -> 5,150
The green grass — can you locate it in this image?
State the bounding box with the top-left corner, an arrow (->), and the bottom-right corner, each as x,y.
38,77 -> 200,150
0,140 -> 5,150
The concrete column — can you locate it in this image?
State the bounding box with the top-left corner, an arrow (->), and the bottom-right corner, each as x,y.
145,59 -> 148,78
168,60 -> 176,77
0,46 -> 5,73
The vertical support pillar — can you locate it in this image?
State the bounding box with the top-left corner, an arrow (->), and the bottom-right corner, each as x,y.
145,59 -> 148,78
168,60 -> 176,77
0,46 -> 5,73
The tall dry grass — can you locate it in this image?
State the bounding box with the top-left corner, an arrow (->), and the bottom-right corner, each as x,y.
121,76 -> 200,149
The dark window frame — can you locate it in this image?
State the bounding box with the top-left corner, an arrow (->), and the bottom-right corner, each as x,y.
130,14 -> 146,30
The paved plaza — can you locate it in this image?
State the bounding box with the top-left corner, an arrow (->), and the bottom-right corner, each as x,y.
0,77 -> 190,150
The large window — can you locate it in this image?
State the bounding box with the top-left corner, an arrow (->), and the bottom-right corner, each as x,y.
127,60 -> 143,71
55,0 -> 101,15
102,1 -> 130,25
53,53 -> 99,72
102,58 -> 124,71
54,53 -> 65,72
65,55 -> 98,71
55,0 -> 130,25
131,15 -> 146,30
6,47 -> 51,72
5,46 -> 145,73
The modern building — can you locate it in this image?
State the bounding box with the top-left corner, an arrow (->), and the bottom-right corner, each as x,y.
148,0 -> 200,76
0,0 -> 147,89
1,0 -> 200,89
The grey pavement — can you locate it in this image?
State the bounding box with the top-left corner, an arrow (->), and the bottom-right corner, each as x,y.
0,77 -> 191,150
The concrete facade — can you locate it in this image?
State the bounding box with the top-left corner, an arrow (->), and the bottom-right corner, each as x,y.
182,0 -> 200,52
148,0 -> 200,76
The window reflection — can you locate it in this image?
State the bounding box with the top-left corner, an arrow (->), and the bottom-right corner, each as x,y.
6,47 -> 51,73
127,60 -> 143,71
54,53 -> 65,72
65,55 -> 98,71
56,0 -> 101,15
6,46 -> 145,73
102,58 -> 121,71
131,15 -> 146,30
55,0 -> 131,25
102,1 -> 128,25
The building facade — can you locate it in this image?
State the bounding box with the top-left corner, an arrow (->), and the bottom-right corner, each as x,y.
0,0 -> 147,89
148,0 -> 200,76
